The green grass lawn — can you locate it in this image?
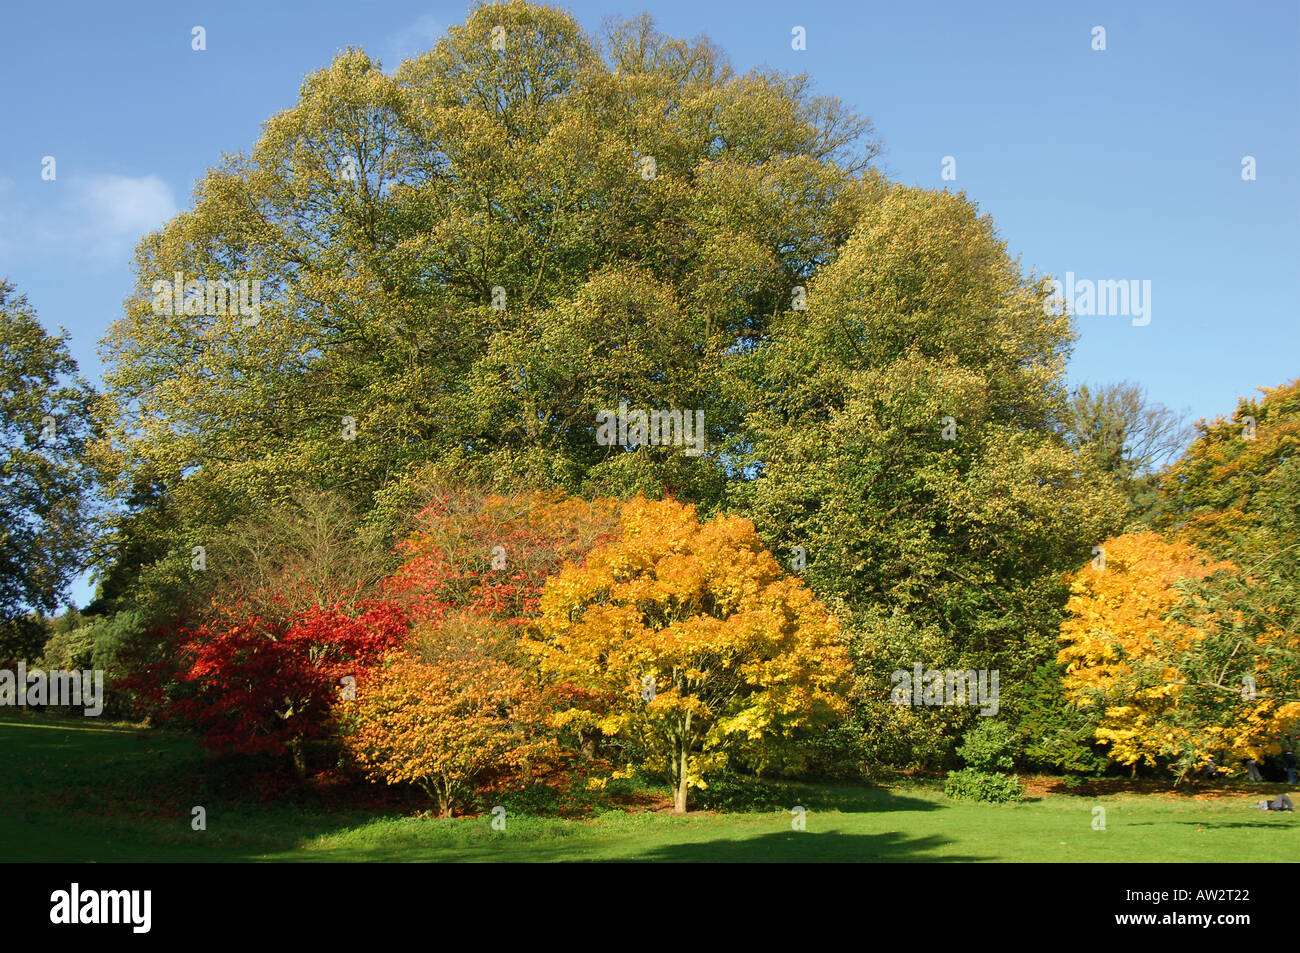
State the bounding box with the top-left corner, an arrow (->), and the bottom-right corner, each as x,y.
3,711 -> 1296,862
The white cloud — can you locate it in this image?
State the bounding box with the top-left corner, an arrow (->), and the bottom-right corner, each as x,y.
385,14 -> 444,70
73,174 -> 178,239
0,172 -> 178,267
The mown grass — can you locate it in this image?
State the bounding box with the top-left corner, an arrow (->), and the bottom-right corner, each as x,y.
2,711 -> 1295,862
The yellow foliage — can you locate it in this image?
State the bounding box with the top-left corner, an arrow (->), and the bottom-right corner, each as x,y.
1059,532 -> 1295,770
527,496 -> 851,809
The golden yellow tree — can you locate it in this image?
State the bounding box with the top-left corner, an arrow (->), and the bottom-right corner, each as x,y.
528,497 -> 851,812
1058,532 -> 1298,778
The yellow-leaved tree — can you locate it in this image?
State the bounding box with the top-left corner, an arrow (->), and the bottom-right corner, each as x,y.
1058,531 -> 1298,779
527,497 -> 851,812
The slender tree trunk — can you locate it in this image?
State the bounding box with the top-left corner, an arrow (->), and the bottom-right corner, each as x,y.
674,713 -> 692,813
439,779 -> 454,818
289,736 -> 307,780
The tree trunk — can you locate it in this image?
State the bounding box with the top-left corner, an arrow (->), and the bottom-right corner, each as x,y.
289,736 -> 307,780
673,713 -> 692,813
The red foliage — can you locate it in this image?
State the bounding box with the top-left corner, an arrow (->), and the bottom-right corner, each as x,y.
170,601 -> 407,759
385,491 -> 622,631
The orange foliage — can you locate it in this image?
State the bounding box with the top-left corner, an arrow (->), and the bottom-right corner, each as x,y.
338,651 -> 556,817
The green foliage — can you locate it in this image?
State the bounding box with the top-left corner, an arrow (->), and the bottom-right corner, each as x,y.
39,625 -> 95,671
943,768 -> 1023,803
1157,379 -> 1300,558
0,279 -> 97,620
691,773 -> 795,811
86,609 -> 148,676
0,615 -> 48,665
730,186 -> 1127,765
93,2 -> 883,614
945,721 -> 1024,803
786,724 -> 868,780
1018,661 -> 1108,774
955,720 -> 1020,773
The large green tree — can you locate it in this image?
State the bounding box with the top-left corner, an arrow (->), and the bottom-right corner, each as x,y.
94,1 -> 882,608
728,187 -> 1126,767
0,280 -> 97,658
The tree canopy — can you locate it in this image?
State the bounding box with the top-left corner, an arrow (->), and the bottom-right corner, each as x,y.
93,3 -> 884,614
0,279 -> 97,640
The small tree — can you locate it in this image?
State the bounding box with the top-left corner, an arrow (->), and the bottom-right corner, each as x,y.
172,601 -> 407,776
1055,532 -> 1297,780
529,497 -> 851,812
944,720 -> 1024,802
339,650 -> 556,817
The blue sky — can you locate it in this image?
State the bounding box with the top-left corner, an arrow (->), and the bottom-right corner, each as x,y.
1,0 -> 1297,605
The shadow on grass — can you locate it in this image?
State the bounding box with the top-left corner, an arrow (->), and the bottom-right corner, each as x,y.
1022,775 -> 1298,799
0,712 -> 968,863
693,778 -> 945,815
1121,818 -> 1298,830
625,830 -> 982,863
280,822 -> 984,864
0,712 -> 384,861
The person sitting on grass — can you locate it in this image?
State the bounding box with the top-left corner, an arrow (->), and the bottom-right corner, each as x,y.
1251,794 -> 1295,812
